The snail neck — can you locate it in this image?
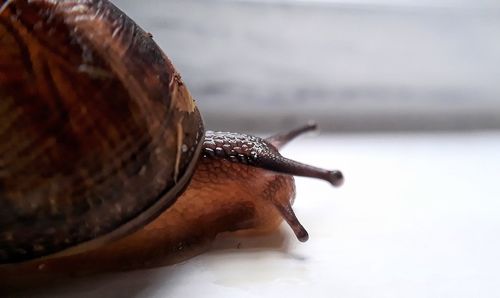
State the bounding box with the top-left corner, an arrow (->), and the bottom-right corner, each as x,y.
196,124 -> 344,242
201,126 -> 344,187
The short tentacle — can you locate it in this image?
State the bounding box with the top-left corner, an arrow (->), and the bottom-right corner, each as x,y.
273,201 -> 309,242
201,124 -> 343,242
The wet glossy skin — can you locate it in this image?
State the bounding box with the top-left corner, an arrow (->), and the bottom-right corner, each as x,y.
0,129 -> 323,286
0,126 -> 344,289
0,0 -> 344,287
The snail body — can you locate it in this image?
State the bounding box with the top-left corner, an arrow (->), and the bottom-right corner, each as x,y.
0,0 -> 343,280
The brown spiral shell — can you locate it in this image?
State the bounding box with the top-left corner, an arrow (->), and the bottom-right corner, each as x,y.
0,0 -> 204,263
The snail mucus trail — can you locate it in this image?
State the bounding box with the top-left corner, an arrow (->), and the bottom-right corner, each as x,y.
0,0 -> 344,278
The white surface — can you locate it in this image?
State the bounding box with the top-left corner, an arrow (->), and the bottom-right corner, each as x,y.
15,132 -> 500,297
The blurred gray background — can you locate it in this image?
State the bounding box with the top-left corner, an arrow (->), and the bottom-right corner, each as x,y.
113,0 -> 500,132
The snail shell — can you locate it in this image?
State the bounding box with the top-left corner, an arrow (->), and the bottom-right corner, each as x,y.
0,0 -> 344,282
0,0 -> 203,263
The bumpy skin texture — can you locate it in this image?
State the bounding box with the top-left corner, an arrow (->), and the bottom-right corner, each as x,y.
0,0 -> 203,263
0,0 -> 344,288
0,133 -> 297,286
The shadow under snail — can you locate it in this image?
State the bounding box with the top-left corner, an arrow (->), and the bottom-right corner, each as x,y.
0,0 -> 343,280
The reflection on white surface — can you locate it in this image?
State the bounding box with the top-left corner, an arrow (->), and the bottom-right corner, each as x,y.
13,132 -> 500,297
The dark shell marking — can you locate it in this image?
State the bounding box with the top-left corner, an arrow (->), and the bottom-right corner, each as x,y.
0,0 -> 203,263
0,0 -> 344,269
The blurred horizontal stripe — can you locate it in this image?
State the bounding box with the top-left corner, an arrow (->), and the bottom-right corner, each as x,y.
114,0 -> 500,132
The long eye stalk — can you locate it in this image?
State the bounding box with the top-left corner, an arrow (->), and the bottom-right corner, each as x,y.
202,123 -> 343,242
262,123 -> 344,187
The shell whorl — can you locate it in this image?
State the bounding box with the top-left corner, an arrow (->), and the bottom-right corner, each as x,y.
0,0 -> 204,263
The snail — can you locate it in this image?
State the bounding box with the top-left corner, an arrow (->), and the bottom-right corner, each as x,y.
0,0 -> 343,281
